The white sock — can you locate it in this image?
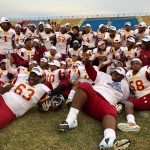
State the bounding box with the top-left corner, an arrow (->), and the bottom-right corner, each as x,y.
68,90 -> 76,101
66,107 -> 79,124
104,128 -> 116,139
127,114 -> 136,124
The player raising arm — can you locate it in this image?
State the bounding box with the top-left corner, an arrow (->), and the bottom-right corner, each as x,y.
58,53 -> 131,149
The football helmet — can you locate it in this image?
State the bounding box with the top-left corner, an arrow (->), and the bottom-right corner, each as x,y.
38,94 -> 64,112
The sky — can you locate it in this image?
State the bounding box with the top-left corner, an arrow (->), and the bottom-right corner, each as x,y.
0,0 -> 150,19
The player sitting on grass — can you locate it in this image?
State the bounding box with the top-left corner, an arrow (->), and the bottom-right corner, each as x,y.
118,58 -> 150,132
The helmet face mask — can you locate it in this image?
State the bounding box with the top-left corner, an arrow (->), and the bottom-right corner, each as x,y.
50,95 -> 64,111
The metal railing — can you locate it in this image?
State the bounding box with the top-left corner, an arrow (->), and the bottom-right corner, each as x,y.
9,12 -> 150,22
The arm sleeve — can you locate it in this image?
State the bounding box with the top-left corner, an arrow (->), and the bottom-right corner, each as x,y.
50,84 -> 66,96
85,60 -> 97,81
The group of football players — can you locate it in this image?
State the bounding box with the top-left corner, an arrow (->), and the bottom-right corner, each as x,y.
0,16 -> 150,149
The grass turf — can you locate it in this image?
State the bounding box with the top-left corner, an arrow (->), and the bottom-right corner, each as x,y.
0,106 -> 150,150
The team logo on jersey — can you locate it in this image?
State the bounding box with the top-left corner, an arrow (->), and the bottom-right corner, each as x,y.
107,81 -> 123,93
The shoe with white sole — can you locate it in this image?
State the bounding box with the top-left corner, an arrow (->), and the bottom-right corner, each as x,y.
99,137 -> 131,150
113,139 -> 131,150
117,123 -> 140,132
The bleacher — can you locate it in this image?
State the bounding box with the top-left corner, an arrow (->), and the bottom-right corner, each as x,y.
59,18 -> 83,27
111,18 -> 139,30
81,17 -> 139,31
11,16 -> 150,29
81,18 -> 108,31
141,16 -> 150,25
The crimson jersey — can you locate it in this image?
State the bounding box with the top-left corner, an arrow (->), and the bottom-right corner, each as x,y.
126,66 -> 150,98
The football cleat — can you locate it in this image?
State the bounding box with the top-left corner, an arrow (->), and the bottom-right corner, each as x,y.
58,120 -> 78,132
113,139 -> 131,150
117,123 -> 140,132
99,137 -> 115,149
58,121 -> 69,132
99,138 -> 131,150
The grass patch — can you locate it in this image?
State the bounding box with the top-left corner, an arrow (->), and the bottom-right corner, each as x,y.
0,106 -> 150,150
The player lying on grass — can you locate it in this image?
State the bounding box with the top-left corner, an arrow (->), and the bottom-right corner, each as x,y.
58,53 -> 131,150
0,66 -> 51,128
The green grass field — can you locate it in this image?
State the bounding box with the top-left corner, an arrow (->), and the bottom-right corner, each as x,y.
0,106 -> 150,150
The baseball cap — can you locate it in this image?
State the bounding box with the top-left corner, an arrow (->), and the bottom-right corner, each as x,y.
114,60 -> 123,66
60,61 -> 66,65
142,35 -> 150,42
29,60 -> 38,65
24,37 -> 31,43
135,41 -> 142,46
39,21 -> 44,26
99,24 -> 105,29
48,60 -> 60,67
124,22 -> 131,26
30,24 -> 36,28
71,52 -> 79,57
40,57 -> 48,63
0,17 -> 9,23
127,36 -> 135,43
15,24 -> 21,28
138,22 -> 147,27
73,40 -> 79,44
50,46 -> 57,50
33,38 -> 40,44
43,51 -> 50,59
109,26 -> 116,31
0,59 -> 7,63
114,37 -> 121,43
44,24 -> 52,29
31,66 -> 43,76
98,40 -> 105,46
65,23 -> 70,26
114,67 -> 126,76
131,58 -> 142,64
85,24 -> 91,27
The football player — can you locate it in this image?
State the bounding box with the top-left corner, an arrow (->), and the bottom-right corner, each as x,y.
0,17 -> 16,61
0,66 -> 50,128
118,58 -> 150,132
58,53 -> 130,149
